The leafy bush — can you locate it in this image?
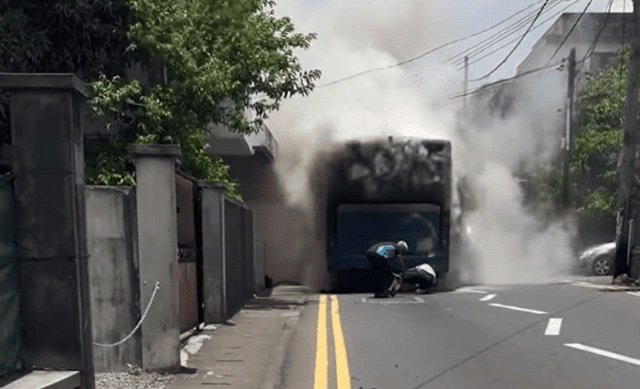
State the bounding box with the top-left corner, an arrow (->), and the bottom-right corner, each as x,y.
570,48 -> 628,215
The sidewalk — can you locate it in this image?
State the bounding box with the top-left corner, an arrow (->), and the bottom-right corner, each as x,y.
168,286 -> 309,389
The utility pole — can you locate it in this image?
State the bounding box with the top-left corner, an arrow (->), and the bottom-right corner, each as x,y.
463,56 -> 469,110
615,0 -> 640,279
458,55 -> 470,136
561,48 -> 576,208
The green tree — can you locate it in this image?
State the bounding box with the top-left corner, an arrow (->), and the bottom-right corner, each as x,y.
570,48 -> 628,215
0,0 -> 320,200
0,1 -> 133,75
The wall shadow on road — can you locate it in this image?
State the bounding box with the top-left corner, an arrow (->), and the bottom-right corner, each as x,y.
242,298 -> 307,311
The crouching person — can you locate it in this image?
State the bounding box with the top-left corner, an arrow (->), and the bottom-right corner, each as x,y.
366,240 -> 409,298
402,263 -> 437,293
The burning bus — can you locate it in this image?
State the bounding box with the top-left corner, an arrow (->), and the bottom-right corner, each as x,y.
319,137 -> 453,290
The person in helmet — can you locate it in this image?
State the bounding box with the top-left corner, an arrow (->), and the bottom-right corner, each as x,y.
366,240 -> 409,298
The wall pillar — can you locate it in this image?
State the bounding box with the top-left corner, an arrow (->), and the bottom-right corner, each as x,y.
129,144 -> 181,371
0,73 -> 94,388
199,184 -> 227,323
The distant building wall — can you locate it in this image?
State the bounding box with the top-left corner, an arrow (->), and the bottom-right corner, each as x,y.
519,12 -> 634,73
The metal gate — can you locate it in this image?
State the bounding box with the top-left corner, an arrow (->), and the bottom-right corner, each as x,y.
0,174 -> 20,377
176,172 -> 201,333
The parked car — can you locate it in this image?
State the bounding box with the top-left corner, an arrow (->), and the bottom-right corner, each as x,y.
578,242 -> 615,276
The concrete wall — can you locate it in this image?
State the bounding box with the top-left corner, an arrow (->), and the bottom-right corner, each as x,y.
200,184 -> 259,322
130,145 -> 181,372
86,187 -> 141,372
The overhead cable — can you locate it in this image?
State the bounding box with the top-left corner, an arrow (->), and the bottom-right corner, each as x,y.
580,0 -> 614,62
449,0 -> 564,64
315,0 -> 559,88
460,0 -> 582,70
450,61 -> 564,100
548,0 -> 596,62
470,0 -> 552,82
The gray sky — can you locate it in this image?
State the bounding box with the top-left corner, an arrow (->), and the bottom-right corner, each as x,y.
286,0 -> 632,89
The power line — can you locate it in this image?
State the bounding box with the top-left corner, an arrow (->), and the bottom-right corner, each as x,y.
452,5 -> 560,67
470,0 -> 552,82
459,0 -> 582,70
452,0 -> 564,66
315,0 -> 560,89
579,0 -> 614,62
620,0 -> 627,75
450,61 -> 564,100
448,0 -> 557,62
454,2 -> 612,101
449,0 -> 564,65
548,0 -> 595,62
412,0 -> 575,84
623,0 -> 627,45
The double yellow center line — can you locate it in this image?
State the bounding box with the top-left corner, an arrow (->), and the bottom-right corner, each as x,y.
314,295 -> 351,389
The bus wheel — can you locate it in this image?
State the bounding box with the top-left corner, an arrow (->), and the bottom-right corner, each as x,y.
329,271 -> 343,292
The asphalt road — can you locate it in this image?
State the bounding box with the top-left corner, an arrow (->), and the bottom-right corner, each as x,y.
279,278 -> 640,389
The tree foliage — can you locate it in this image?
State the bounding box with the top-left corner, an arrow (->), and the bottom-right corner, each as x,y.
0,0 -> 319,200
570,48 -> 628,215
0,0 -> 132,75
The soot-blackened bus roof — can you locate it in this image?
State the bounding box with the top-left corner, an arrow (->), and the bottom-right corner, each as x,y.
326,138 -> 452,206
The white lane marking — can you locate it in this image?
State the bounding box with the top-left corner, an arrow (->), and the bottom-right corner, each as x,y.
627,292 -> 640,297
479,294 -> 496,302
454,287 -> 489,294
572,281 -> 628,291
544,318 -> 563,336
565,343 -> 640,367
360,297 -> 426,305
489,303 -> 548,315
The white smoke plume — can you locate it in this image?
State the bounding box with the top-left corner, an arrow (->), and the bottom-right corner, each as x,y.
266,0 -> 576,287
271,1 -> 456,206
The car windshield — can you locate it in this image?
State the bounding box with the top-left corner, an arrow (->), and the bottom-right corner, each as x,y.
337,204 -> 441,256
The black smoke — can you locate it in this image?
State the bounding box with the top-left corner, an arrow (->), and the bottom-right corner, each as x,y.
325,138 -> 452,207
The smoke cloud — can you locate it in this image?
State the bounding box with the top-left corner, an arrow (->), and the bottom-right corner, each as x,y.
265,0 -> 576,288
